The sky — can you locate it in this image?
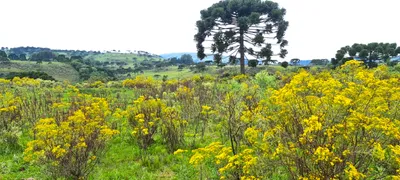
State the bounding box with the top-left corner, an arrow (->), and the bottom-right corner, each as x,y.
1,0 -> 400,60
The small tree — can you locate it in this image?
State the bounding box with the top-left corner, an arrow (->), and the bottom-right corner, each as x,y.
195,63 -> 207,72
0,50 -> 9,62
180,54 -> 194,65
281,61 -> 289,68
19,54 -> 27,61
178,65 -> 185,70
153,74 -> 161,79
248,60 -> 258,67
8,53 -> 19,60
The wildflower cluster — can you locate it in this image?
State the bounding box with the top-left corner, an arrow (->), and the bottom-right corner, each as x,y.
127,96 -> 188,152
264,61 -> 400,178
186,61 -> 400,179
24,96 -> 119,179
0,91 -> 22,151
127,96 -> 164,149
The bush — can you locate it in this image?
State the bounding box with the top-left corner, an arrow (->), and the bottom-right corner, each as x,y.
248,60 -> 258,68
127,96 -> 164,150
254,71 -> 276,89
281,61 -> 289,68
178,65 -> 185,70
24,97 -> 119,179
187,61 -> 400,179
195,63 -> 207,72
0,91 -> 22,153
260,61 -> 400,179
161,107 -> 187,153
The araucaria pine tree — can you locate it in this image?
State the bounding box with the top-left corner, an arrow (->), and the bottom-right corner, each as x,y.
195,0 -> 289,74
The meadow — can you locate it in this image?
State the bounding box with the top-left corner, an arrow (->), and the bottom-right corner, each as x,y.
0,61 -> 400,180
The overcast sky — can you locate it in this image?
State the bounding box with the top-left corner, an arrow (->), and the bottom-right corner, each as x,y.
1,0 -> 399,60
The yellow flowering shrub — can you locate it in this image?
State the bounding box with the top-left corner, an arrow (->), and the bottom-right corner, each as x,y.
163,79 -> 179,92
122,76 -> 161,97
24,97 -> 119,179
233,74 -> 249,82
122,76 -> 156,89
0,78 -> 11,86
0,91 -> 22,151
188,142 -> 260,179
175,86 -> 201,123
196,105 -> 216,140
127,95 -> 189,153
12,77 -> 41,87
260,61 -> 400,178
186,61 -> 400,179
192,74 -> 215,83
161,106 -> 188,152
89,80 -> 105,88
127,96 -> 164,149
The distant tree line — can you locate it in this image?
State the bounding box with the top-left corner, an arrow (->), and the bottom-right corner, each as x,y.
167,54 -> 194,65
5,71 -> 56,81
335,42 -> 400,67
7,46 -> 101,57
310,59 -> 329,66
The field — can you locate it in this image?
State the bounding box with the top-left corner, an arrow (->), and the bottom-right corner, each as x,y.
1,61 -> 400,179
0,61 -> 80,83
86,53 -> 162,63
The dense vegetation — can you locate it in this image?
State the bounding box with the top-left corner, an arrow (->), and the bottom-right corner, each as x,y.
0,61 -> 400,179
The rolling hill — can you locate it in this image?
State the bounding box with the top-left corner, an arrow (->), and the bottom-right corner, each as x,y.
0,61 -> 80,83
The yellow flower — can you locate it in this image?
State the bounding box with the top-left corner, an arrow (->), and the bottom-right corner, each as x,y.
148,122 -> 155,127
142,128 -> 149,135
314,147 -> 333,162
373,143 -> 385,161
173,149 -> 188,155
90,156 -> 97,161
345,163 -> 366,180
77,142 -> 87,148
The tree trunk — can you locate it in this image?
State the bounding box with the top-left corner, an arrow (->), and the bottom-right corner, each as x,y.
239,30 -> 245,74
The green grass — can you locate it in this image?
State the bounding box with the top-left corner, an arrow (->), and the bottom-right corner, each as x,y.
0,133 -> 198,180
142,68 -> 196,79
0,61 -> 80,83
137,65 -> 222,80
86,53 -> 162,63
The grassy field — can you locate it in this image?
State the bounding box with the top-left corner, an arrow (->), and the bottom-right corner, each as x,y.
142,68 -> 195,79
86,53 -> 162,63
0,132 -> 198,179
140,66 -> 220,79
0,61 -> 80,83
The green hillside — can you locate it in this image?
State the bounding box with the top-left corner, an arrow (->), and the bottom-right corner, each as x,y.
86,53 -> 162,63
0,61 -> 80,83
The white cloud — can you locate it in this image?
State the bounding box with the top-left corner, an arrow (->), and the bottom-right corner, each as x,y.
1,0 -> 399,60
